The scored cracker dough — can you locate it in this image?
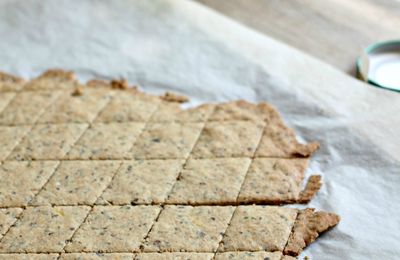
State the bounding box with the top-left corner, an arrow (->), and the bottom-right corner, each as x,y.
0,72 -> 25,92
0,208 -> 23,239
0,254 -> 59,260
0,90 -> 62,125
149,102 -> 214,123
0,92 -> 16,114
95,90 -> 160,123
130,122 -> 204,159
144,205 -> 235,252
31,161 -> 121,206
238,158 -> 309,204
220,206 -> 297,252
0,161 -> 59,207
66,122 -> 145,159
214,251 -> 282,260
8,123 -> 88,160
0,125 -> 31,160
100,159 -> 184,205
191,121 -> 265,158
0,206 -> 90,253
60,253 -> 134,260
167,158 -> 251,204
23,70 -> 79,91
135,253 -> 213,260
65,205 -> 161,253
38,88 -> 114,124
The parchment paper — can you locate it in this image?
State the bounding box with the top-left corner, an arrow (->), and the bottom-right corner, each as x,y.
0,0 -> 399,259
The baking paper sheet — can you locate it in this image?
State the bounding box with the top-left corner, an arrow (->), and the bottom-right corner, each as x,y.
0,0 -> 400,259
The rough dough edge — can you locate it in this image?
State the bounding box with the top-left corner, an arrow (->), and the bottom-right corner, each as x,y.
297,175 -> 322,204
284,208 -> 340,256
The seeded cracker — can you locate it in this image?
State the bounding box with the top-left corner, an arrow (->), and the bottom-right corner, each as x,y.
0,161 -> 59,207
0,71 -> 25,92
65,205 -> 160,253
220,206 -> 297,252
0,206 -> 90,253
0,125 -> 31,160
31,161 -> 121,206
0,90 -> 62,125
8,123 -> 88,160
23,69 -> 79,91
191,121 -> 265,158
60,253 -> 134,260
100,159 -> 184,205
214,251 -> 282,260
0,92 -> 16,113
135,253 -> 213,260
167,158 -> 251,204
0,208 -> 23,239
0,254 -> 59,260
144,205 -> 235,252
67,122 -> 145,159
130,122 -> 203,159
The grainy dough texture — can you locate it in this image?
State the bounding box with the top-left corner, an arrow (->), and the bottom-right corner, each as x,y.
0,70 -> 339,258
0,206 -> 90,253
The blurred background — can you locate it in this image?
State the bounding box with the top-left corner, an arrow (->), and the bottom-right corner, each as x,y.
197,0 -> 400,76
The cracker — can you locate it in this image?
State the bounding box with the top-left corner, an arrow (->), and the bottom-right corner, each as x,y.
284,208 -> 340,256
65,205 -> 160,253
160,92 -> 189,103
130,122 -> 204,159
23,70 -> 79,91
0,90 -> 62,125
60,253 -> 134,260
0,208 -> 23,239
0,92 -> 16,113
66,123 -> 145,160
208,100 -> 280,122
0,71 -> 25,92
38,88 -> 114,123
150,102 -> 214,123
31,161 -> 121,206
0,161 -> 59,207
214,251 -> 282,260
255,120 -> 319,158
0,206 -> 90,253
281,256 -> 297,260
167,158 -> 251,204
8,123 -> 88,160
0,254 -> 59,260
100,160 -> 184,205
237,158 -> 308,204
220,206 -> 297,252
191,121 -> 265,158
135,253 -> 213,260
0,125 -> 31,160
95,91 -> 160,123
144,205 -> 235,252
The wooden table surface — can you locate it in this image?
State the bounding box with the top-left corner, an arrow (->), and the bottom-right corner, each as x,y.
195,0 -> 400,76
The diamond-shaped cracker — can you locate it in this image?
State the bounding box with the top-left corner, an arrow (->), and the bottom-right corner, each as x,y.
220,206 -> 297,252
0,90 -> 62,125
65,205 -> 161,253
144,206 -> 235,252
8,123 -> 88,160
0,208 -> 23,239
31,161 -> 121,206
149,102 -> 214,123
237,158 -> 309,204
38,88 -> 114,124
95,90 -> 160,123
0,125 -> 31,160
130,122 -> 204,159
0,206 -> 90,253
135,253 -> 213,260
0,72 -> 25,92
60,253 -> 134,260
23,70 -> 79,91
0,92 -> 16,113
100,160 -> 184,205
66,123 -> 145,160
191,121 -> 265,158
0,254 -> 59,260
0,161 -> 59,207
214,251 -> 282,260
167,158 -> 251,205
